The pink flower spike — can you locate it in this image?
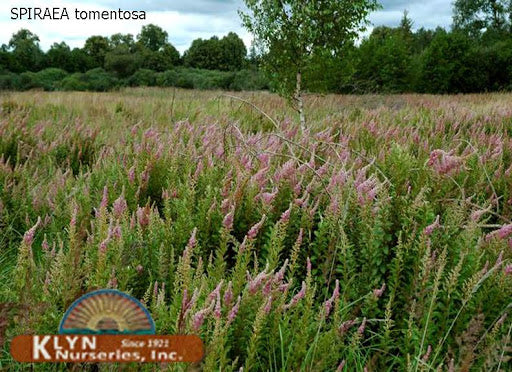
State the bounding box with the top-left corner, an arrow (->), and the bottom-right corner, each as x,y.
264,296 -> 273,314
181,289 -> 189,313
224,281 -> 233,306
504,264 -> 512,275
188,227 -> 198,249
208,280 -> 224,302
136,206 -> 150,227
260,188 -> 278,206
494,251 -> 503,268
221,199 -> 231,215
470,205 -> 491,222
358,317 -> 367,335
278,282 -> 291,293
249,270 -> 269,294
100,186 -> 108,209
497,224 -> 512,239
295,228 -> 304,247
112,194 -> 127,218
274,259 -> 289,283
223,207 -> 235,230
248,215 -> 266,240
422,345 -> 432,362
486,223 -> 512,241
99,238 -> 109,254
373,283 -> 386,298
285,281 -> 306,309
214,296 -> 222,319
324,280 -> 340,318
337,360 -> 346,371
23,217 -> 41,246
42,237 -> 49,252
338,319 -> 357,335
227,295 -> 241,325
192,301 -> 215,331
280,206 -> 292,223
496,313 -> 508,327
332,279 -> 340,299
192,309 -> 207,331
424,215 -> 441,236
153,281 -> 158,299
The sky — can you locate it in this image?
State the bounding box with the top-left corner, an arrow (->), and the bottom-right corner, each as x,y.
1,0 -> 453,53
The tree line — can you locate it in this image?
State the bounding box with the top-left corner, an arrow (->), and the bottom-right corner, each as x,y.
0,25 -> 248,74
0,24 -> 266,91
1,0 -> 512,94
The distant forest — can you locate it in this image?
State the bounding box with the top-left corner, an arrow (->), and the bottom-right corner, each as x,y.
1,1 -> 512,93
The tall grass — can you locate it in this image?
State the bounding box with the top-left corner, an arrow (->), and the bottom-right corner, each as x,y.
0,89 -> 511,371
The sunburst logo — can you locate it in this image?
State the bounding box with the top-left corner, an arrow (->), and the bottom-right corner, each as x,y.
59,289 -> 155,335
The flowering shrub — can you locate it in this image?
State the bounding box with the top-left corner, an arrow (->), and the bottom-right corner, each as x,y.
0,90 -> 511,371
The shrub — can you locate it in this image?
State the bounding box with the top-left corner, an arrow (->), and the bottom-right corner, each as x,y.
34,68 -> 68,91
128,69 -> 158,87
83,68 -> 119,91
156,70 -> 179,87
0,72 -> 22,90
19,71 -> 38,90
231,69 -> 269,91
59,73 -> 88,91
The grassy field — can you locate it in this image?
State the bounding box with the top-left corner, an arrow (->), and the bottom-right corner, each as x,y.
0,89 -> 511,371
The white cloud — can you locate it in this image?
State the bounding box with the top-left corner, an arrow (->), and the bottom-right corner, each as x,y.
1,0 -> 450,54
1,0 -> 250,53
370,0 -> 452,30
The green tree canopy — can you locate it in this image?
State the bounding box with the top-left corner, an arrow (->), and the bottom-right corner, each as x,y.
184,37 -> 223,70
46,42 -> 74,72
109,33 -> 135,51
83,36 -> 111,68
219,32 -> 247,71
6,29 -> 44,73
417,30 -> 473,93
454,0 -> 512,35
137,24 -> 168,52
104,45 -> 141,78
184,34 -> 246,71
354,26 -> 412,93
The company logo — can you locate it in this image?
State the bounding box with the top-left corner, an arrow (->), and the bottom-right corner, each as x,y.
59,289 -> 155,335
10,289 -> 203,363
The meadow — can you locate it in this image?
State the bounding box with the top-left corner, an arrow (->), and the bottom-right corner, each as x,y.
0,89 -> 511,371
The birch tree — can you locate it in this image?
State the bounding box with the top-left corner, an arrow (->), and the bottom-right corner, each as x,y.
240,0 -> 379,128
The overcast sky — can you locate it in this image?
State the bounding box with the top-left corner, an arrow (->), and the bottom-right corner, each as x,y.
1,0 -> 453,53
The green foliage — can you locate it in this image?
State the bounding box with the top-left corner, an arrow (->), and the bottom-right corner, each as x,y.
453,0 -> 512,35
83,68 -> 119,91
59,73 -> 88,91
353,27 -> 413,93
6,29 -> 44,73
128,69 -> 158,87
83,35 -> 111,67
45,42 -> 74,72
137,24 -> 168,52
417,30 -> 473,93
0,71 -> 21,90
34,68 -> 68,91
184,33 -> 247,71
104,45 -> 142,78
